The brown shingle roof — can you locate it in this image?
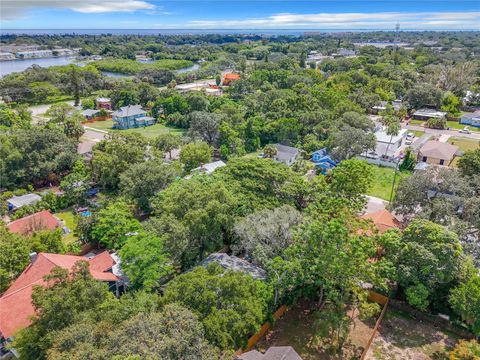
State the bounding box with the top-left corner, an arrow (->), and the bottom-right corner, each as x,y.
419,141 -> 459,160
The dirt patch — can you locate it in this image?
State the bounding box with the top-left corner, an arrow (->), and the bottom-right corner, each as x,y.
256,301 -> 376,360
365,310 -> 460,360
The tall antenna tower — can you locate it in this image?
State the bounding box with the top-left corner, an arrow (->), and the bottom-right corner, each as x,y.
395,22 -> 400,44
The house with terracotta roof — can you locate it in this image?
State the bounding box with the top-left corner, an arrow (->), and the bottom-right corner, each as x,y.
223,73 -> 240,86
6,210 -> 61,236
418,140 -> 461,167
361,209 -> 401,233
0,252 -> 125,341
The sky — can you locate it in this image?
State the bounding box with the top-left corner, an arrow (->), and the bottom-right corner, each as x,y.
1,0 -> 480,30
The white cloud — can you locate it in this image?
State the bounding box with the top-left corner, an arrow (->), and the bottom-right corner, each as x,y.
187,11 -> 480,29
1,0 -> 155,20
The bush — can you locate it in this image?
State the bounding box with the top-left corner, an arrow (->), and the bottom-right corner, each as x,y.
406,283 -> 430,311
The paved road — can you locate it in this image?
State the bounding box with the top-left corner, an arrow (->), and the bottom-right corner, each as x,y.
83,127 -> 106,142
402,124 -> 480,140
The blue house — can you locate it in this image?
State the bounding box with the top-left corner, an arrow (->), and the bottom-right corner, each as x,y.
311,148 -> 338,174
111,105 -> 155,130
460,111 -> 480,128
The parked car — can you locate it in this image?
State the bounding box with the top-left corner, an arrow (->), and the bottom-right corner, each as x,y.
459,127 -> 471,134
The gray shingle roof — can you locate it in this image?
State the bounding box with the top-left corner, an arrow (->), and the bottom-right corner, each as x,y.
238,347 -> 303,360
7,194 -> 42,209
111,105 -> 146,118
200,253 -> 267,280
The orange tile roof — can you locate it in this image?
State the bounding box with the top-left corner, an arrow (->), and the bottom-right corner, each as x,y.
223,73 -> 240,85
0,252 -> 118,339
6,210 -> 60,236
361,209 -> 401,233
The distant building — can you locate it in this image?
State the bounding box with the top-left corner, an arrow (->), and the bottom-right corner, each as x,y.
96,97 -> 112,110
0,52 -> 15,60
332,48 -> 356,57
6,210 -> 61,236
237,346 -> 303,360
200,253 -> 267,281
191,160 -> 226,175
273,144 -> 300,166
81,109 -> 101,120
16,50 -> 53,59
412,109 -> 446,120
111,105 -> 155,130
371,100 -> 403,114
6,193 -> 42,211
460,111 -> 480,128
418,140 -> 460,166
223,73 -> 241,86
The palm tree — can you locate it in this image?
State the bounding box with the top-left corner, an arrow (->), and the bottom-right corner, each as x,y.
380,103 -> 401,158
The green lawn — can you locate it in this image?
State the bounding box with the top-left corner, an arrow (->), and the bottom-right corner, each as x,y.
409,119 -> 425,126
54,209 -> 78,245
367,164 -> 411,202
411,130 -> 425,138
86,119 -> 185,138
446,120 -> 480,133
448,137 -> 480,152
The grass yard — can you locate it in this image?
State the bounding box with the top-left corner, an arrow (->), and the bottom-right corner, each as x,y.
365,309 -> 460,360
367,165 -> 411,202
448,137 -> 480,152
409,119 -> 425,126
54,209 -> 79,246
86,119 -> 185,138
446,120 -> 480,133
411,130 -> 425,138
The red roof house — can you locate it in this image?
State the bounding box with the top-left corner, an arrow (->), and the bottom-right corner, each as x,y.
0,252 -> 120,339
223,73 -> 240,86
361,209 -> 401,233
7,210 -> 61,236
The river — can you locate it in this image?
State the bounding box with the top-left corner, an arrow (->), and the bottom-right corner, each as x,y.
0,58 -> 200,78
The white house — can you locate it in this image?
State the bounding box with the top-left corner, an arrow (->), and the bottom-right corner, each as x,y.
373,127 -> 408,158
273,144 -> 300,166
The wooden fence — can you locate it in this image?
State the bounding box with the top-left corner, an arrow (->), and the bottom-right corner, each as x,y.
360,293 -> 390,360
235,305 -> 288,356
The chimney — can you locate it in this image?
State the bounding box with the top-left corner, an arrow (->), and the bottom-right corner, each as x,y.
29,252 -> 38,263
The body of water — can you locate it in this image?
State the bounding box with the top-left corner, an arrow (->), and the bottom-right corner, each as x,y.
0,56 -> 78,77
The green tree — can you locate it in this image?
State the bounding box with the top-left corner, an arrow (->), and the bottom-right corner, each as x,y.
119,232 -> 173,290
458,148 -> 480,177
90,200 -> 142,249
150,177 -> 236,268
163,264 -> 270,349
179,141 -> 212,172
13,261 -> 114,360
449,340 -> 480,360
46,102 -> 76,124
450,273 -> 480,336
0,226 -> 30,292
119,160 -> 181,210
154,133 -> 181,159
441,91 -> 462,117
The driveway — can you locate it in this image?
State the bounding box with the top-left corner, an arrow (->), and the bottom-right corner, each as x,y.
364,195 -> 388,214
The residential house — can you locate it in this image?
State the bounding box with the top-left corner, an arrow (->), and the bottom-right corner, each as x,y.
311,148 -> 337,174
223,73 -> 241,86
0,252 -> 126,342
361,209 -> 401,233
418,140 -> 460,166
237,346 -> 303,360
111,105 -> 155,130
200,253 -> 267,281
412,109 -> 446,120
332,48 -> 356,57
81,109 -> 101,120
6,194 -> 42,211
371,100 -> 403,114
96,97 -> 112,110
6,210 -> 61,236
274,144 -> 300,166
460,111 -> 480,128
191,160 -> 226,175
373,127 -> 408,158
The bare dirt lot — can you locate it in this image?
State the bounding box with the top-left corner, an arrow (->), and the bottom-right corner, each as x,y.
365,309 -> 460,360
256,300 -> 376,360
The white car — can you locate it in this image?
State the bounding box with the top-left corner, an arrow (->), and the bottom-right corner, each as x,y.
459,127 -> 471,134
405,139 -> 413,145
